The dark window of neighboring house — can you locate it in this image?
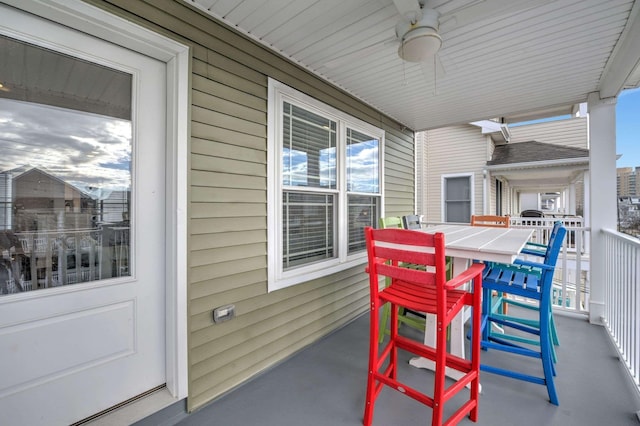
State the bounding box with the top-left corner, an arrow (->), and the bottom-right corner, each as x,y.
444,176 -> 471,223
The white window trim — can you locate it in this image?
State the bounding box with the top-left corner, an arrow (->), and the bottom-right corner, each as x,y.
441,172 -> 475,222
267,78 -> 384,292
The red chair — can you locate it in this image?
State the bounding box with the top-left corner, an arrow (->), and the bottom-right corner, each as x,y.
363,227 -> 484,426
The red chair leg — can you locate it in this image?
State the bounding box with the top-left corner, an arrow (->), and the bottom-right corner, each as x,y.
469,275 -> 482,422
389,303 -> 398,380
363,303 -> 378,425
432,318 -> 447,425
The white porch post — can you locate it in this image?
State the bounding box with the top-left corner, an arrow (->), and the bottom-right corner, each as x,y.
583,171 -> 591,254
587,92 -> 617,324
568,183 -> 576,215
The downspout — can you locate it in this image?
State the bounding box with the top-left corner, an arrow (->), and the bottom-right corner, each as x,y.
482,169 -> 488,214
483,133 -> 491,215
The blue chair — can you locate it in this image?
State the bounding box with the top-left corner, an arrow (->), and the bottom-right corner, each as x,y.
471,215 -> 511,315
500,221 -> 564,349
479,223 -> 567,405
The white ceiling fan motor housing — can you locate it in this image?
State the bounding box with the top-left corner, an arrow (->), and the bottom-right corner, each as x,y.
396,8 -> 442,62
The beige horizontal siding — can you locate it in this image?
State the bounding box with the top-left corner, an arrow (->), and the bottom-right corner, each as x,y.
384,131 -> 416,217
89,0 -> 415,412
418,125 -> 487,221
190,200 -> 266,217
510,117 -> 588,149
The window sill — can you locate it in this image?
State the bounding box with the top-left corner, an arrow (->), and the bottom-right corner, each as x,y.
268,254 -> 367,292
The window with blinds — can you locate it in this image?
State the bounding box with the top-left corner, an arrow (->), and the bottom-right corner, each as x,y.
346,128 -> 379,254
444,175 -> 472,223
268,79 -> 384,291
282,102 -> 337,268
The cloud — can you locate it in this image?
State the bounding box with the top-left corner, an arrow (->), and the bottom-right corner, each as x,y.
0,99 -> 131,191
282,140 -> 380,192
347,141 -> 379,192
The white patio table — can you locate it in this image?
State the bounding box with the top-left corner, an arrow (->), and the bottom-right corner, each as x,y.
408,224 -> 534,383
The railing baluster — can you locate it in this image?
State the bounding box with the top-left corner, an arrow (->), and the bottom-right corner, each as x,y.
509,217 -> 589,313
633,245 -> 639,383
10,227 -> 125,292
602,229 -> 640,398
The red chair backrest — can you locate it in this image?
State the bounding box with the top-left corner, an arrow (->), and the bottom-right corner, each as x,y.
364,227 -> 448,311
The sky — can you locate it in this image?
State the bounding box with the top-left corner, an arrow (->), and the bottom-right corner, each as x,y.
616,87 -> 640,168
511,87 -> 640,168
3,95 -> 382,199
283,139 -> 379,192
0,98 -> 132,195
1,85 -> 636,194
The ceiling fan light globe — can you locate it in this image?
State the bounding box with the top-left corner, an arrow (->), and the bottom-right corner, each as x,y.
398,26 -> 442,62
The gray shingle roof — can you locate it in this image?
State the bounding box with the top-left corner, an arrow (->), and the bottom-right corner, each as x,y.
487,141 -> 589,166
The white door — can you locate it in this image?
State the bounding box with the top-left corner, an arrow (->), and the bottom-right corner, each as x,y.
0,7 -> 166,425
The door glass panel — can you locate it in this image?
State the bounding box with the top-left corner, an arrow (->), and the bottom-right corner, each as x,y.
0,35 -> 132,295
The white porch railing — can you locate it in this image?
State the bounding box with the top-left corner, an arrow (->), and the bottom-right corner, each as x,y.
509,217 -> 589,315
423,217 -> 590,315
422,218 -> 640,401
17,228 -> 103,289
602,229 -> 640,396
0,226 -> 130,295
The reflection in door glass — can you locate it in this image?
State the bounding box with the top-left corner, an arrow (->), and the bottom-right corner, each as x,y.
0,35 -> 132,295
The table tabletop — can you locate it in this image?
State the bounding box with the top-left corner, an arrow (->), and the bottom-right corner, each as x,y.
408,224 -> 534,379
422,224 -> 534,264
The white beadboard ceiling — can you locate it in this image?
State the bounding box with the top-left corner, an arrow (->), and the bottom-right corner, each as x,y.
188,0 -> 640,131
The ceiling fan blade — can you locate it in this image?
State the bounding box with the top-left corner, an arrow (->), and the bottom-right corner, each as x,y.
439,0 -> 556,32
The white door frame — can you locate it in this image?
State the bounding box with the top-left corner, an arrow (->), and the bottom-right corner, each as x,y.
2,0 -> 190,400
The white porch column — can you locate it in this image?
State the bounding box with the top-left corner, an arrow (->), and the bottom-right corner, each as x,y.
568,183 -> 576,215
587,92 -> 617,324
583,171 -> 591,254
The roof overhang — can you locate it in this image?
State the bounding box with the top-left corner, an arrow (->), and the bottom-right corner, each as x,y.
487,157 -> 589,190
469,120 -> 511,143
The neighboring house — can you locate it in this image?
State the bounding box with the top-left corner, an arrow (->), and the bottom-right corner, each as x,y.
0,166 -> 97,231
416,116 -> 589,222
0,166 -> 126,292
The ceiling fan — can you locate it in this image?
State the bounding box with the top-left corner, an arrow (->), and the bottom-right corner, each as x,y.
325,0 -> 555,69
394,0 -> 556,62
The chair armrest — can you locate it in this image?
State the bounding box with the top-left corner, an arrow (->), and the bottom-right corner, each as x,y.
520,247 -> 546,257
513,258 -> 553,270
524,241 -> 546,249
445,263 -> 485,290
